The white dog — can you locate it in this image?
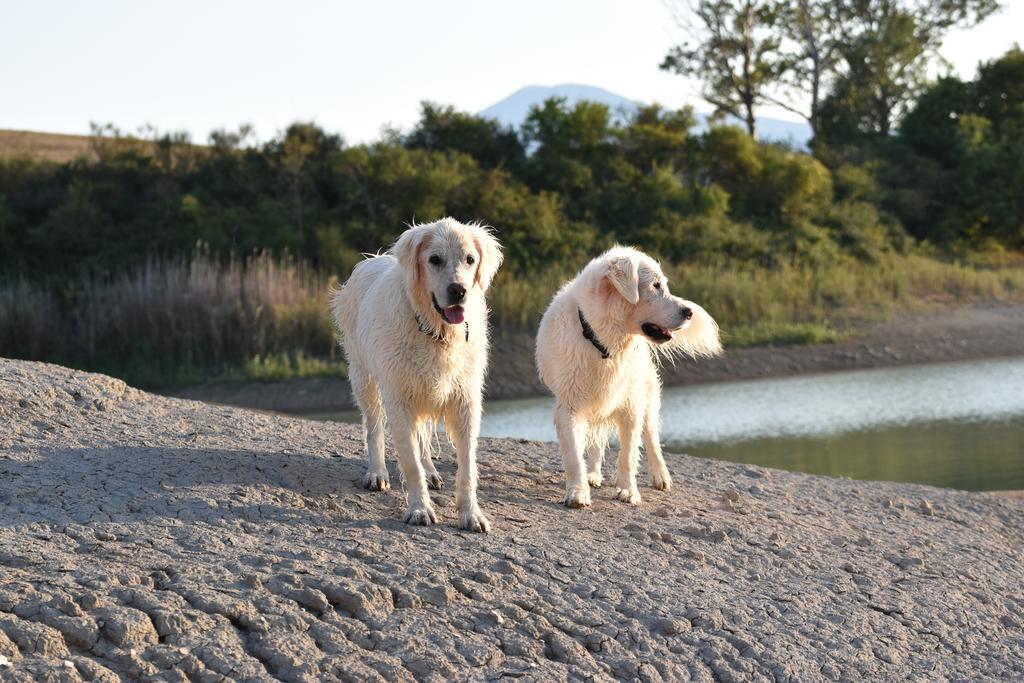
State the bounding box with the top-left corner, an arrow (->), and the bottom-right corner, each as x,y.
536,246 -> 722,508
331,218 -> 503,531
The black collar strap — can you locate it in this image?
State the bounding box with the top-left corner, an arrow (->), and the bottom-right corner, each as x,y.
415,314 -> 469,343
578,308 -> 610,359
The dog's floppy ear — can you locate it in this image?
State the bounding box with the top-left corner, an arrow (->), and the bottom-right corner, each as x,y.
606,254 -> 640,305
393,225 -> 433,293
471,225 -> 504,291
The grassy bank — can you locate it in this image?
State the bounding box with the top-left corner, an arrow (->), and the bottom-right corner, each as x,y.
1,251 -> 343,388
490,253 -> 1024,346
3,251 -> 1024,389
668,255 -> 1024,346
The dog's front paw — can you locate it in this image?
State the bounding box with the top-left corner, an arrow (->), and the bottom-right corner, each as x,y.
587,471 -> 603,488
403,504 -> 438,526
564,485 -> 592,509
362,470 -> 390,491
425,472 -> 444,490
458,507 -> 491,533
615,487 -> 642,505
649,467 -> 672,492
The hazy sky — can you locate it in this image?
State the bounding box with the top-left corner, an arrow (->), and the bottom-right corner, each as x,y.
2,0 -> 1021,143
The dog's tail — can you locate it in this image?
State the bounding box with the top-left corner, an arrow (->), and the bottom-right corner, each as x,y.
418,419 -> 438,477
657,300 -> 723,364
329,254 -> 388,346
328,283 -> 346,345
586,422 -> 613,452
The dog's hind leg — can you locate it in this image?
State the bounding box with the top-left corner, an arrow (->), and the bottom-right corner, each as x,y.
642,396 -> 672,492
555,404 -> 591,508
585,426 -> 608,488
613,411 -> 643,505
351,365 -> 389,491
419,423 -> 443,490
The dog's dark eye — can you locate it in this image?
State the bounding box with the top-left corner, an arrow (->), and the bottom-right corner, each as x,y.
466,255 -> 475,265
653,281 -> 661,290
428,255 -> 443,267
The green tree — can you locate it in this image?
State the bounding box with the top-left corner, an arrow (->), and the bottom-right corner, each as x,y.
661,0 -> 790,138
772,0 -> 845,138
973,44 -> 1024,135
896,47 -> 1024,247
406,102 -> 525,172
265,123 -> 345,252
520,98 -> 616,215
816,0 -> 1000,143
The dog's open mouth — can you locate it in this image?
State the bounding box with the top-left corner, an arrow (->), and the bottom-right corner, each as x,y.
432,294 -> 465,324
443,306 -> 465,324
641,323 -> 674,343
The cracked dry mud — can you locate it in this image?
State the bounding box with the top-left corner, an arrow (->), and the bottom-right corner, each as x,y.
2,358 -> 1023,682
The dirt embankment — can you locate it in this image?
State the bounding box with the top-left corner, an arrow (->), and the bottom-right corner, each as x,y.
173,302 -> 1024,414
1,358 -> 1023,680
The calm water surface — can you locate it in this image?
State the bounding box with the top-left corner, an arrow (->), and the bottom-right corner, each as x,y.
315,357 -> 1024,491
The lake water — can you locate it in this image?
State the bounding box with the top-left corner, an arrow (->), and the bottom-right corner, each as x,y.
314,357 -> 1024,491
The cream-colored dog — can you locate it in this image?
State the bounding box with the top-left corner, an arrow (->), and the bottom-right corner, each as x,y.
331,218 -> 502,531
536,246 -> 722,508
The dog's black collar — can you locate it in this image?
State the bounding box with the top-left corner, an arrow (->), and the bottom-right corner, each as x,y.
578,308 -> 610,360
415,314 -> 469,343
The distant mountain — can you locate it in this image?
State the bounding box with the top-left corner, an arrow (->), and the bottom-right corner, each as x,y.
480,84 -> 640,127
479,84 -> 812,148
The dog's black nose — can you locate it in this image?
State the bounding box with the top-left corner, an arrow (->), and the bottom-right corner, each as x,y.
447,283 -> 467,302
680,306 -> 693,321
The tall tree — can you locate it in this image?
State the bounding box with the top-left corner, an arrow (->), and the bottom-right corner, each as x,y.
896,46 -> 1024,246
813,0 -> 1000,142
772,1 -> 844,138
660,1 -> 789,139
766,0 -> 1002,142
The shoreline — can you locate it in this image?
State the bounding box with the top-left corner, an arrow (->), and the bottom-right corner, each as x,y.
170,301 -> 1024,414
2,358 -> 1023,679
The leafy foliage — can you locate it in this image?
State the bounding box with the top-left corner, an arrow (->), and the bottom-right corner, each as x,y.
663,0 -> 1000,143
2,39 -> 1024,385
661,1 -> 789,137
875,47 -> 1024,249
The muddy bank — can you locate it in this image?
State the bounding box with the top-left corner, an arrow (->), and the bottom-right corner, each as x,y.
2,358 -> 1023,680
172,302 -> 1024,414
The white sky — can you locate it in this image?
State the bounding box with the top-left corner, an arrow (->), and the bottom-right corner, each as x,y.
2,0 -> 1022,144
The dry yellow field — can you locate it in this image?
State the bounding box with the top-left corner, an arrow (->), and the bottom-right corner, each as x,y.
0,129 -> 95,163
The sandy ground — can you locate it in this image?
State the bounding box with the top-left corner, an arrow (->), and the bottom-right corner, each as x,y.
172,302 -> 1024,414
2,358 -> 1024,681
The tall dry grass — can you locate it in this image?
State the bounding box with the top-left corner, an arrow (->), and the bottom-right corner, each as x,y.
487,253 -> 1024,346
3,251 -> 1024,387
0,278 -> 63,359
665,255 -> 1024,345
0,251 -> 341,387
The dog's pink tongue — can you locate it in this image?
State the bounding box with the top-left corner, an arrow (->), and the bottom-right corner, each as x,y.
444,306 -> 465,324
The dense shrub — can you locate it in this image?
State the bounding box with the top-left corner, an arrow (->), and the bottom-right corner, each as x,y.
1,99 -> 924,284
3,50 -> 1024,385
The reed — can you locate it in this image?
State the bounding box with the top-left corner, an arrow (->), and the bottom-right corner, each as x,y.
3,251 -> 1023,387
1,251 -> 343,387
